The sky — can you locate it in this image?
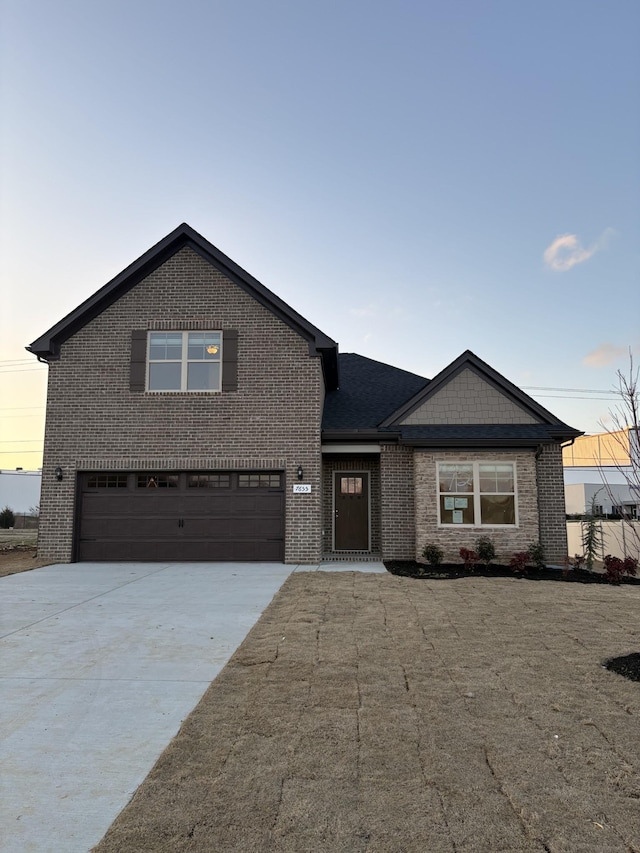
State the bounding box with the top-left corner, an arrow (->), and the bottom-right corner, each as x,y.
1,0 -> 638,471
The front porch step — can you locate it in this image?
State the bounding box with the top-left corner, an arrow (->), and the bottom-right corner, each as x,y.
322,552 -> 383,562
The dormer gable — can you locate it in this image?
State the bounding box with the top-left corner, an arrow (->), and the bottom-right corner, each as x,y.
381,350 -> 571,429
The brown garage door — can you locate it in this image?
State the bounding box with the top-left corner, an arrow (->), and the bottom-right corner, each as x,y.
76,471 -> 284,561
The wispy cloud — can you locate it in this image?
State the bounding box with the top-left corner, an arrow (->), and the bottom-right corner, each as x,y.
583,343 -> 627,367
543,228 -> 614,272
348,304 -> 377,318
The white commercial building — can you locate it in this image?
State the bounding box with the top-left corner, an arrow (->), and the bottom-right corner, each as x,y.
0,470 -> 42,515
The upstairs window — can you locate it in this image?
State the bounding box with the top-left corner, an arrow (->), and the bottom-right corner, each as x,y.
147,331 -> 222,392
438,461 -> 517,526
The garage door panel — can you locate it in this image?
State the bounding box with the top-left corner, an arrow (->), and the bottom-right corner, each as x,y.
78,471 -> 285,562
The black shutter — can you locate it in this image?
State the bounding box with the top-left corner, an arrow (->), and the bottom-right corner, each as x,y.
130,330 -> 147,392
222,330 -> 238,391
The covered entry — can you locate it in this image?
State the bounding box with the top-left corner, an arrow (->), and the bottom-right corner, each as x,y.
76,471 -> 284,561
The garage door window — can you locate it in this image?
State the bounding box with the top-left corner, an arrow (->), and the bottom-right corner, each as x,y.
188,474 -> 231,488
238,473 -> 282,488
136,474 -> 179,488
86,474 -> 128,488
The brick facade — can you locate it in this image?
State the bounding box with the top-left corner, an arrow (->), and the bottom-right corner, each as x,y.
38,247 -> 324,564
380,444 -> 415,559
413,450 -> 540,563
535,443 -> 569,564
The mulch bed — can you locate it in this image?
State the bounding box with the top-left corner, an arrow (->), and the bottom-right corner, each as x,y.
385,560 -> 640,585
604,653 -> 640,682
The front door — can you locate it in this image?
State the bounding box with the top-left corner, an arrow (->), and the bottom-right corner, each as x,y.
334,472 -> 370,550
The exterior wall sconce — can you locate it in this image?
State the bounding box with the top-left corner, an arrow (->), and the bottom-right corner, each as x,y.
296,465 -> 304,481
54,466 -> 63,482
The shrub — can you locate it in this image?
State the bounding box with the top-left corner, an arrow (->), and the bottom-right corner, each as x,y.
0,506 -> 15,529
603,555 -> 639,584
422,543 -> 444,567
581,498 -> 604,570
459,547 -> 479,571
509,551 -> 531,573
528,541 -> 545,569
476,536 -> 496,565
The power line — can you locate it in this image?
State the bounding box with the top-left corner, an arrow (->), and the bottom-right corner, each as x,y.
0,449 -> 43,455
522,385 -> 621,394
0,406 -> 45,412
0,367 -> 47,374
530,394 -> 621,401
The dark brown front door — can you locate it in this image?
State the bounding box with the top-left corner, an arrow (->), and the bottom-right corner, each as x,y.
334,472 -> 369,550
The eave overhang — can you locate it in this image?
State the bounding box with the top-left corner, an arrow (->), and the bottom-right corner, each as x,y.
27,223 -> 339,390
321,429 -> 401,443
398,435 -> 582,450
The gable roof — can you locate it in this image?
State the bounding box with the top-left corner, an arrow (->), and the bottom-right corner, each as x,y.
322,353 -> 429,432
378,350 -> 582,445
322,350 -> 582,446
27,223 -> 339,390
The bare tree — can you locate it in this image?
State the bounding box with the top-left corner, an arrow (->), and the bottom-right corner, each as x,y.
598,350 -> 640,552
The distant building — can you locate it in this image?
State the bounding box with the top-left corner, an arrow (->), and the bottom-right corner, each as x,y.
565,482 -> 639,518
562,427 -> 638,469
563,428 -> 639,518
0,470 -> 42,515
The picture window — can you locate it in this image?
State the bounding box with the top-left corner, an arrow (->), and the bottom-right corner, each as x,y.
438,462 -> 516,526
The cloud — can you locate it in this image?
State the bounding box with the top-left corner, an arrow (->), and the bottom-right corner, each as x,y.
348,304 -> 377,318
583,343 -> 627,367
543,228 -> 614,272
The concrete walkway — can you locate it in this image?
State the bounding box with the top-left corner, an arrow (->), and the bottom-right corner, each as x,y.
0,559 -> 387,853
0,561 -> 294,853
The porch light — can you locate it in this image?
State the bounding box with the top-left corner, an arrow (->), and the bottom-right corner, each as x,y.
297,465 -> 304,481
54,466 -> 63,482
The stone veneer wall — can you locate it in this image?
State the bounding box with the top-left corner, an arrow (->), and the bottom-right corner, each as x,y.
414,450 -> 540,563
38,247 -> 324,564
380,444 -> 415,559
535,443 -> 569,564
321,455 -> 381,554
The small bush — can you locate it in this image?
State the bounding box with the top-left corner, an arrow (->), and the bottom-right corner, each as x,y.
476,536 -> 496,565
509,551 -> 531,573
422,543 -> 444,567
0,506 -> 15,529
459,547 -> 479,571
603,555 -> 639,584
528,541 -> 545,569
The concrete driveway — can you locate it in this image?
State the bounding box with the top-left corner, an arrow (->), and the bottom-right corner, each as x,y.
0,561 -> 295,853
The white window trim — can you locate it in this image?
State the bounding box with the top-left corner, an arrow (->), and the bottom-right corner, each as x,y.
146,330 -> 222,393
436,460 -> 519,528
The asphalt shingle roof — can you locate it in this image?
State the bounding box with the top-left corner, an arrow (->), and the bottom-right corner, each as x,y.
322,353 -> 429,430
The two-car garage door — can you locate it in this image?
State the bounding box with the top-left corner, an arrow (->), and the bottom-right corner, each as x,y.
77,471 -> 284,561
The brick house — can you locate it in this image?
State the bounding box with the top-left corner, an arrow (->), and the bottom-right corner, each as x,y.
28,224 -> 581,565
